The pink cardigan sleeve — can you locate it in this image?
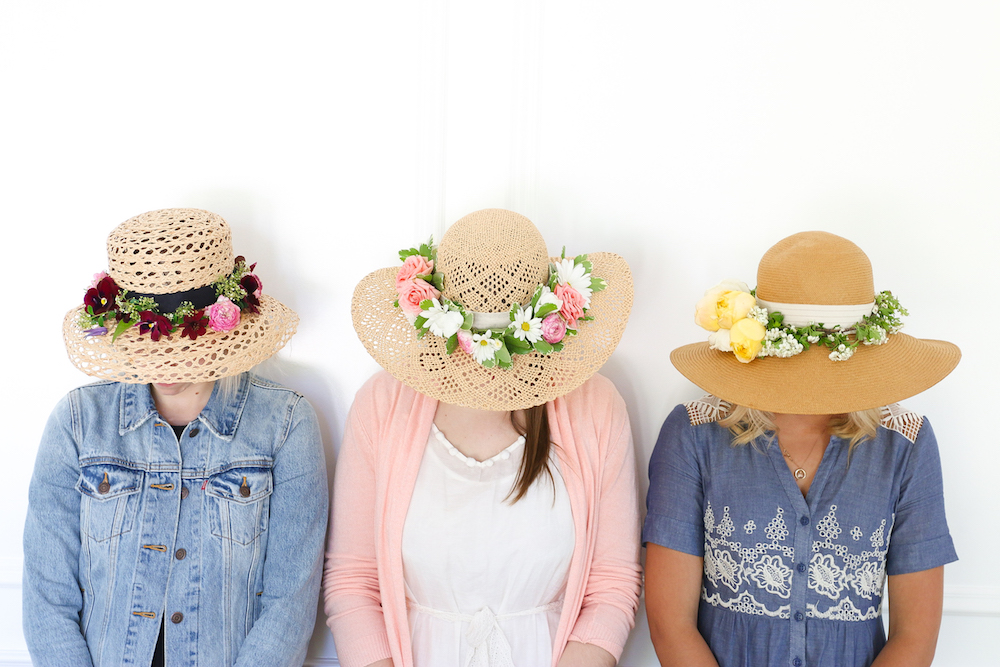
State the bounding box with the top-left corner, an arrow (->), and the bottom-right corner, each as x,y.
322,388 -> 394,667
566,380 -> 643,657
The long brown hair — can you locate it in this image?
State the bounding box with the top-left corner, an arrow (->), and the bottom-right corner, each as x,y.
507,404 -> 554,503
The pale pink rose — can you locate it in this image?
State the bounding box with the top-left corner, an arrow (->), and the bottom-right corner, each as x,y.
90,271 -> 109,289
554,283 -> 587,327
457,329 -> 474,354
541,313 -> 567,344
207,296 -> 241,332
397,278 -> 441,317
396,256 -> 435,291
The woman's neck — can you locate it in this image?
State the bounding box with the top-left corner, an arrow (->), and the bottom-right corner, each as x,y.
433,402 -> 522,462
149,381 -> 216,426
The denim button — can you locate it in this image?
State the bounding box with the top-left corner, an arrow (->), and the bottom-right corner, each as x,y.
189,428 -> 200,437
800,516 -> 809,526
797,562 -> 806,573
795,611 -> 804,621
793,658 -> 802,667
180,486 -> 189,500
175,548 -> 186,560
171,612 -> 183,624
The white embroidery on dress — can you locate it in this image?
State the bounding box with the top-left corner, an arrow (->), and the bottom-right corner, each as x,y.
765,507 -> 789,542
684,395 -> 732,425
749,554 -> 793,599
880,403 -> 923,443
851,561 -> 884,600
717,506 -> 736,539
703,588 -> 791,618
744,520 -> 757,534
816,505 -> 842,541
807,596 -> 881,621
851,526 -> 862,541
809,553 -> 847,600
871,519 -> 886,549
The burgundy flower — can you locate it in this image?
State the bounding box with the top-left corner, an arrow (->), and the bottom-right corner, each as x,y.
180,310 -> 209,340
84,276 -> 120,316
138,310 -> 172,342
240,274 -> 262,313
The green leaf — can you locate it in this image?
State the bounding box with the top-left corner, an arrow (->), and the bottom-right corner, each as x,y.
446,333 -> 458,354
463,312 -> 474,329
399,248 -> 420,261
495,342 -> 512,366
551,342 -> 564,352
393,299 -> 399,307
534,340 -> 554,355
561,245 -> 566,259
481,358 -> 496,368
509,303 -> 519,321
530,284 -> 543,309
590,277 -> 607,293
416,274 -> 432,282
111,317 -> 136,342
416,328 -> 426,339
432,273 -> 445,291
414,316 -> 428,329
579,259 -> 593,273
504,334 -> 532,353
419,299 -> 434,311
565,328 -> 578,336
535,303 -> 557,318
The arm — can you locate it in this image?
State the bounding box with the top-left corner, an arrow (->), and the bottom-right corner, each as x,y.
870,567 -> 944,667
645,544 -> 720,667
22,393 -> 95,667
562,387 -> 643,662
322,392 -> 395,667
235,396 -> 329,667
558,641 -> 616,667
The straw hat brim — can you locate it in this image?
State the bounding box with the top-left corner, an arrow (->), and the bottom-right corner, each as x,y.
670,334 -> 960,414
352,252 -> 633,411
63,294 -> 298,384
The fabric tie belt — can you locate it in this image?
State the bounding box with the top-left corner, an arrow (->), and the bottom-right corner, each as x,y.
408,599 -> 563,667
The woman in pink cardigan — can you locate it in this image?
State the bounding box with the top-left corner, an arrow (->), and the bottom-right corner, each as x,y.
324,209 -> 641,667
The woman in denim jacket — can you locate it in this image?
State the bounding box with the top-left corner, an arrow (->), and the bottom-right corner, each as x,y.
23,209 -> 327,667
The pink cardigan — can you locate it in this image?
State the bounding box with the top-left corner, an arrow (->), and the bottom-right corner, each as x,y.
323,371 -> 642,667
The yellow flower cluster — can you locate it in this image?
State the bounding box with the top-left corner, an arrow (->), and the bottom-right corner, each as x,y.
695,280 -> 766,363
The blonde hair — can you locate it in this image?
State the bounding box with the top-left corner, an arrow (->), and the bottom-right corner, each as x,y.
719,404 -> 882,451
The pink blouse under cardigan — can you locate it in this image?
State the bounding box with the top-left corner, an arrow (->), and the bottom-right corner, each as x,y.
323,371 -> 642,667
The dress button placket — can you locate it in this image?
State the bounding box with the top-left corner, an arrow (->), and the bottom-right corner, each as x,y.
789,508 -> 811,667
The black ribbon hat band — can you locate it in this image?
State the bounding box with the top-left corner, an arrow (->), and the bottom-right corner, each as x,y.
125,284 -> 219,313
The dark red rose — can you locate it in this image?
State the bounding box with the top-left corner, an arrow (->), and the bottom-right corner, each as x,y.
84,276 -> 120,316
240,274 -> 262,313
138,311 -> 172,342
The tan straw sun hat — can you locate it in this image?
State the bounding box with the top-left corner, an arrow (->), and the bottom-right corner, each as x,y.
670,231 -> 960,414
352,208 -> 633,410
63,208 -> 298,383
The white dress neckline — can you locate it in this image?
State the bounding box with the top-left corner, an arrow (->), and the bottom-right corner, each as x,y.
430,423 -> 525,469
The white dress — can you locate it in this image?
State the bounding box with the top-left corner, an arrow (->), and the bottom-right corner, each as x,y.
401,425 -> 575,667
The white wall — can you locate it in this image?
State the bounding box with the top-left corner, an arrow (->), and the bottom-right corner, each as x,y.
1,2 -> 998,665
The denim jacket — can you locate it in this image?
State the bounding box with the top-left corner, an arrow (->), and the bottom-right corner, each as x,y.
23,373 -> 328,667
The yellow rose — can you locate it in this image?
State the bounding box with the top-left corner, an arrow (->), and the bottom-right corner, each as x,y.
694,280 -> 751,332
729,317 -> 766,363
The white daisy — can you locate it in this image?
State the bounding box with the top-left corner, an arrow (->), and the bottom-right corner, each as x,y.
554,258 -> 593,304
511,306 -> 543,343
421,300 -> 464,339
470,330 -> 503,364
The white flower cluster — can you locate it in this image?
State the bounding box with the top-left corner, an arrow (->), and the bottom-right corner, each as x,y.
748,305 -> 769,325
758,328 -> 804,358
828,343 -> 856,361
862,325 -> 888,346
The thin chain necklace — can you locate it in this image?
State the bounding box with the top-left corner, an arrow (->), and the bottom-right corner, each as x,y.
781,434 -> 825,481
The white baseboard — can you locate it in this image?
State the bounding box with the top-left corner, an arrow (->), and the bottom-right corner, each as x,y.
0,650 -> 341,666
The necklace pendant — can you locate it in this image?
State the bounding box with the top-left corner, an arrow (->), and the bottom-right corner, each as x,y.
794,468 -> 807,480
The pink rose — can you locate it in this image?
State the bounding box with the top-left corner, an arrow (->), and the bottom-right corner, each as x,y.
207,296 -> 241,332
541,313 -> 567,344
554,283 -> 587,327
397,278 -> 441,317
90,271 -> 109,289
457,329 -> 474,354
396,255 -> 435,291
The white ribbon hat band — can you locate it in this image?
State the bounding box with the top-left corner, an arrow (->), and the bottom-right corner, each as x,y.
472,311 -> 515,330
755,298 -> 875,329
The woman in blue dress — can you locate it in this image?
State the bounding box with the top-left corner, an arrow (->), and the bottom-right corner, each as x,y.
644,231 -> 960,667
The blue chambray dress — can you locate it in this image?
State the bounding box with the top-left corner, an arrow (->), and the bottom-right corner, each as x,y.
643,396 -> 957,667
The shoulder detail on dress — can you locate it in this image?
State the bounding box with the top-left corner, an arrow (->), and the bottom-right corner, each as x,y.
879,403 -> 924,443
683,394 -> 732,426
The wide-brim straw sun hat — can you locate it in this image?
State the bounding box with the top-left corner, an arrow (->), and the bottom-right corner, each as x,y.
63,208 -> 298,383
352,208 -> 633,411
670,231 -> 960,414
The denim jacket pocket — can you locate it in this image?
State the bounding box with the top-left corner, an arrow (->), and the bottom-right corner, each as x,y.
205,465 -> 273,546
76,462 -> 144,542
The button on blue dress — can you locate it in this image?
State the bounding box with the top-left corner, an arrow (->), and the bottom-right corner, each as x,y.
643,398 -> 957,667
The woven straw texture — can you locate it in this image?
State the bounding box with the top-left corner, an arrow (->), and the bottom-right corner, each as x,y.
63,209 -> 298,384
353,209 -> 633,411
671,231 -> 961,414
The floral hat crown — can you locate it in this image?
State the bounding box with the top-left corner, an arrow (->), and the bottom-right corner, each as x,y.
393,239 -> 607,368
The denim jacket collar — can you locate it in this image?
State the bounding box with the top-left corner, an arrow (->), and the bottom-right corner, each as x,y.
118,374 -> 251,441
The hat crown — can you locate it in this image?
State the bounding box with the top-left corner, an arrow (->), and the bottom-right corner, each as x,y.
437,209 -> 550,313
756,231 -> 874,305
107,208 -> 235,294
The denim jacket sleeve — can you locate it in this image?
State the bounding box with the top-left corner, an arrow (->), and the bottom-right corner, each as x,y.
234,395 -> 329,667
22,391 -> 95,667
